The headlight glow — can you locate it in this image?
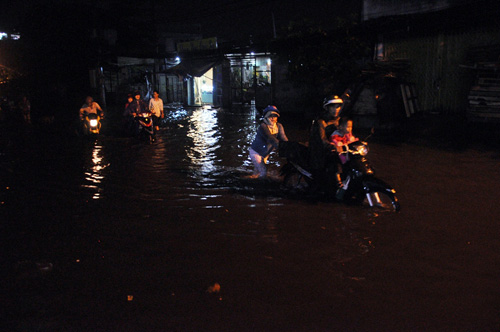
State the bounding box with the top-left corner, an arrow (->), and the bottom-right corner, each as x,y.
357,145 -> 369,156
89,119 -> 98,127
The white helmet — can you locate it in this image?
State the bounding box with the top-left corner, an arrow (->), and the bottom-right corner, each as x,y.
323,95 -> 343,110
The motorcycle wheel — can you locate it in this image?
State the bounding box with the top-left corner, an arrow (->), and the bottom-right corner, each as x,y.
364,191 -> 400,212
348,178 -> 400,212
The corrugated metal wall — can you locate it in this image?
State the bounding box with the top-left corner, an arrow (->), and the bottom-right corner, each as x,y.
384,29 -> 500,113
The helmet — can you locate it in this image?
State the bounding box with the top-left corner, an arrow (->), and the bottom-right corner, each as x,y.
134,90 -> 141,97
263,105 -> 280,118
323,95 -> 343,110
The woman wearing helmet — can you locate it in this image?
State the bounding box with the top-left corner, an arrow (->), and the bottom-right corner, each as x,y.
249,105 -> 288,178
308,95 -> 344,192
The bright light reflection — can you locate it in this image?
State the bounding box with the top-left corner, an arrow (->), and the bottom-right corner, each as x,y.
186,108 -> 220,174
82,143 -> 109,200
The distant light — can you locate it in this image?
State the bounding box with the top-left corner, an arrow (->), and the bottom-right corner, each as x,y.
267,58 -> 271,65
201,82 -> 213,93
0,32 -> 7,40
11,33 -> 20,40
175,56 -> 180,62
250,52 -> 255,56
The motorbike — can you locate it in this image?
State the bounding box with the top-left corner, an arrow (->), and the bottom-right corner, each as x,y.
135,111 -> 154,143
280,139 -> 400,211
82,111 -> 101,135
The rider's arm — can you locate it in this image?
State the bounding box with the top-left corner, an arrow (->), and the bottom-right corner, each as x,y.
277,123 -> 288,142
94,102 -> 103,112
125,103 -> 136,116
79,106 -> 88,119
260,123 -> 280,148
318,120 -> 331,147
94,102 -> 104,116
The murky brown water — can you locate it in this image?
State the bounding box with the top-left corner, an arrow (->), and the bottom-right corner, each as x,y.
1,106 -> 500,331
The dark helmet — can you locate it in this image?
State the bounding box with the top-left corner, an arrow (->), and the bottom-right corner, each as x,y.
262,105 -> 280,118
134,90 -> 141,97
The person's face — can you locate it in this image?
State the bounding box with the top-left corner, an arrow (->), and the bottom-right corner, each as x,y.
135,94 -> 140,100
128,97 -> 133,103
268,115 -> 278,123
153,92 -> 159,98
327,104 -> 342,118
86,97 -> 93,104
340,120 -> 353,134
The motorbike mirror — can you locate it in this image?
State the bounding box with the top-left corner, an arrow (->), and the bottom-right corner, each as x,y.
364,127 -> 375,141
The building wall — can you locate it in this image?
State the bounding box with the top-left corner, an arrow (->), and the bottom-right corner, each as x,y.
384,29 -> 500,114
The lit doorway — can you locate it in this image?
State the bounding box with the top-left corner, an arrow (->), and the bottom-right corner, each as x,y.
193,68 -> 213,105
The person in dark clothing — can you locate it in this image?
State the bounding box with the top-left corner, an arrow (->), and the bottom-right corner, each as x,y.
124,91 -> 148,137
309,95 -> 344,193
124,91 -> 148,117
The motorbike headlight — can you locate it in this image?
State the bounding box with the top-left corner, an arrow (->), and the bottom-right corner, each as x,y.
356,144 -> 369,156
89,119 -> 98,127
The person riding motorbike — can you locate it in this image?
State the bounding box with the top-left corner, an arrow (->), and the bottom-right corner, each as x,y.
79,96 -> 104,134
124,91 -> 149,137
308,95 -> 344,193
79,96 -> 104,120
329,116 -> 359,198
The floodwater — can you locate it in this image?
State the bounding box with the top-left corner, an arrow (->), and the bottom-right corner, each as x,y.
1,106 -> 500,331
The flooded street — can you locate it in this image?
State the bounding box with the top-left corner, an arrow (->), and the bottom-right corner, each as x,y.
2,106 -> 500,331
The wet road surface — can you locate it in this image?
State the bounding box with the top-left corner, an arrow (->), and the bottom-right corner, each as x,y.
1,106 -> 500,331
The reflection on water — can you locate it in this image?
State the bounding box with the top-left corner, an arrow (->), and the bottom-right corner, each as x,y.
186,106 -> 220,175
81,141 -> 109,200
5,105 -> 500,331
180,105 -> 259,177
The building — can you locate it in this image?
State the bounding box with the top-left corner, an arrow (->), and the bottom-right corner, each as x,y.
362,0 -> 500,119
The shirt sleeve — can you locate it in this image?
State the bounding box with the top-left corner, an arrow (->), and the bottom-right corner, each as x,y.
278,123 -> 288,142
318,120 -> 331,147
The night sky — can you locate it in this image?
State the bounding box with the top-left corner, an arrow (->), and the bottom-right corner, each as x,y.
0,0 -> 358,41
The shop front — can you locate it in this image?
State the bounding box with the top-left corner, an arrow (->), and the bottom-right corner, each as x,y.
226,52 -> 273,109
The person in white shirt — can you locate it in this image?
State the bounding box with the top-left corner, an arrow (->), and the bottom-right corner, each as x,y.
149,90 -> 164,132
79,96 -> 103,120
